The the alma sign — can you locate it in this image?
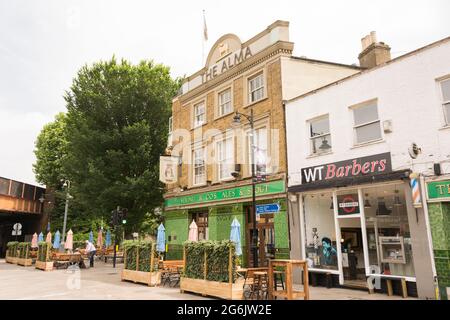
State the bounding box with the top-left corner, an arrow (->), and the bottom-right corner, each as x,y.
301,153 -> 392,185
203,47 -> 253,83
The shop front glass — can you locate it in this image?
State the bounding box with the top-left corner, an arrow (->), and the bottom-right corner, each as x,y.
362,183 -> 415,277
303,192 -> 338,270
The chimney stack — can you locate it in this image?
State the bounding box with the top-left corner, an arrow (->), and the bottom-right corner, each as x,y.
358,31 -> 391,69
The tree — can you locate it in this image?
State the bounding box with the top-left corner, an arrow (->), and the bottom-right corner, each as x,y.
62,57 -> 180,233
33,112 -> 68,188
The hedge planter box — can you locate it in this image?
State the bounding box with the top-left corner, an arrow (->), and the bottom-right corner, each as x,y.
17,258 -> 33,266
35,260 -> 54,271
121,269 -> 161,286
121,240 -> 161,287
180,277 -> 244,300
5,256 -> 18,264
181,240 -> 241,300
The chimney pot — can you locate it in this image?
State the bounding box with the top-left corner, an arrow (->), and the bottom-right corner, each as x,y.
358,31 -> 391,69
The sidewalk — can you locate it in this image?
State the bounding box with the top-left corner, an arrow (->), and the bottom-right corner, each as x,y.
0,259 -> 416,300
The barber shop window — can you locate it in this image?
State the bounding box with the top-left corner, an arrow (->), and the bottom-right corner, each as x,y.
352,101 -> 382,144
309,115 -> 332,155
440,78 -> 450,125
303,193 -> 338,270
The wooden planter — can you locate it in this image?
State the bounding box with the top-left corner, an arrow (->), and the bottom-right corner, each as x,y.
35,260 -> 54,271
121,269 -> 161,286
5,256 -> 17,264
121,242 -> 161,286
17,258 -> 33,266
180,245 -> 243,300
180,277 -> 244,300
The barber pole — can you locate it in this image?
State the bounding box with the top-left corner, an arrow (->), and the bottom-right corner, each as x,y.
410,173 -> 422,208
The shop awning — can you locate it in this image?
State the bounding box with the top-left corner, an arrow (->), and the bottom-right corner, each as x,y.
288,169 -> 411,193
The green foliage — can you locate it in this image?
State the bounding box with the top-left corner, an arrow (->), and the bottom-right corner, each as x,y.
184,240 -> 237,283
17,242 -> 31,259
38,242 -> 52,262
33,58 -> 180,237
123,240 -> 158,272
6,242 -> 19,257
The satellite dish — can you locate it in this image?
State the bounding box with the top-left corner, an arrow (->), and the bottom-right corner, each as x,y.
408,143 -> 422,159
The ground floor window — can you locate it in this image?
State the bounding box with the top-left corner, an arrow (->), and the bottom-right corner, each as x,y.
192,212 -> 209,240
303,192 -> 338,270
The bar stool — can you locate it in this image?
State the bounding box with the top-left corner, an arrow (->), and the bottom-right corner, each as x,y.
273,270 -> 285,291
252,271 -> 268,300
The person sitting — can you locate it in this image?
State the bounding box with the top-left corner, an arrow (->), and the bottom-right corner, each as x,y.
85,240 -> 97,267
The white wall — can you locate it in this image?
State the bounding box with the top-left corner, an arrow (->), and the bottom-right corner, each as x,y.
281,57 -> 359,101
286,39 -> 450,187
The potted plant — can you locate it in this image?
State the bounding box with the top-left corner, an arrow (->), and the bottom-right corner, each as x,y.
35,242 -> 53,271
5,241 -> 19,264
17,242 -> 33,266
121,240 -> 161,286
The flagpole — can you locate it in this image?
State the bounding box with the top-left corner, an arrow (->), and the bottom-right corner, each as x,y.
202,9 -> 207,66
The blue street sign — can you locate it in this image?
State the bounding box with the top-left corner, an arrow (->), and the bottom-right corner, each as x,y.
256,203 -> 280,214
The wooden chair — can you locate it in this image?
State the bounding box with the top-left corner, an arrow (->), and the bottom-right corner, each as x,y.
242,267 -> 269,300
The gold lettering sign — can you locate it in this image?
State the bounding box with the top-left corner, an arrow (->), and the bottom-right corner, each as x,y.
203,47 -> 253,83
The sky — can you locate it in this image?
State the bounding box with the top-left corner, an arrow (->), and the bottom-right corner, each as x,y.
0,0 -> 449,186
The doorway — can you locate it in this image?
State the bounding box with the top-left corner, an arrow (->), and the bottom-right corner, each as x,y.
245,206 -> 275,267
191,212 -> 208,240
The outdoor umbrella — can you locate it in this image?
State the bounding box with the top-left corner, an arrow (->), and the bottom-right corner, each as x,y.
105,230 -> 111,247
31,233 -> 38,248
230,218 -> 242,256
97,229 -> 103,248
89,231 -> 94,243
156,224 -> 166,252
188,220 -> 198,241
64,229 -> 73,250
45,231 -> 52,244
38,232 -> 44,242
53,230 -> 61,249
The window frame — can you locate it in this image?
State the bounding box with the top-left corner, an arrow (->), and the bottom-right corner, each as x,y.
218,87 -> 233,117
193,101 -> 206,128
439,77 -> 450,126
246,126 -> 269,175
216,137 -> 234,181
351,100 -> 383,146
192,146 -> 206,186
308,114 -> 332,155
248,72 -> 265,104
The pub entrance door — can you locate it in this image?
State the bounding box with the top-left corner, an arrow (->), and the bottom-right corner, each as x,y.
245,206 -> 275,267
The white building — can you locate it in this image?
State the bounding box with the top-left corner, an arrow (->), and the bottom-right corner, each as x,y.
285,34 -> 450,299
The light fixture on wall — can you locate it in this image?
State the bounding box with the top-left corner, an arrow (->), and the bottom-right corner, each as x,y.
376,197 -> 392,216
393,189 -> 402,206
364,193 -> 372,208
319,137 -> 332,151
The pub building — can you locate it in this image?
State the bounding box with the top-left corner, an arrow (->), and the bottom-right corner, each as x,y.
285,33 -> 450,299
160,20 -> 360,267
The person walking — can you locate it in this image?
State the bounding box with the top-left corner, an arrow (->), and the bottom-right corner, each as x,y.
85,240 -> 97,267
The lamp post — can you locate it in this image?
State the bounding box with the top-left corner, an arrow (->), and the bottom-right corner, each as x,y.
231,109 -> 259,268
60,180 -> 72,252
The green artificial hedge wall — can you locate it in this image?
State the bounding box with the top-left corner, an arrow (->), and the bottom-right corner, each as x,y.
184,240 -> 237,283
123,240 -> 159,272
18,242 -> 31,259
38,242 -> 52,262
6,241 -> 19,257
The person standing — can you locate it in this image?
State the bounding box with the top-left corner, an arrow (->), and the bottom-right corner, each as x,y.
85,240 -> 96,267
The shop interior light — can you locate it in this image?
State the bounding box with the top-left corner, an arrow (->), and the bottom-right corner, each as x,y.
319,138 -> 332,151
364,193 -> 372,208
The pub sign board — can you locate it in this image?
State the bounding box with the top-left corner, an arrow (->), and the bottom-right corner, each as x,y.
301,153 -> 392,185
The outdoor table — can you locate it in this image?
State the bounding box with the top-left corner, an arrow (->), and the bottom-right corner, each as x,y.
236,267 -> 248,279
268,259 -> 309,300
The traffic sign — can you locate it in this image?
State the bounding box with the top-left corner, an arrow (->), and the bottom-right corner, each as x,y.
256,203 -> 280,214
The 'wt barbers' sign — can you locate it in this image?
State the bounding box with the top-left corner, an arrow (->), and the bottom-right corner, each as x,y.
301,153 -> 392,185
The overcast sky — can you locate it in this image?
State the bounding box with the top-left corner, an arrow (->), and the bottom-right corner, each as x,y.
0,0 -> 449,186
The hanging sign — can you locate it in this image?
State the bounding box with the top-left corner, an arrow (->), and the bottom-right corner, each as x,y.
159,156 -> 179,184
256,203 -> 281,214
427,180 -> 450,200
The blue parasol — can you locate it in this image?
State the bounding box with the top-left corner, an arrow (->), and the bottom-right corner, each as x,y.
105,230 -> 111,247
38,232 -> 44,242
156,224 -> 166,252
53,230 -> 61,249
89,230 -> 94,243
230,218 -> 242,256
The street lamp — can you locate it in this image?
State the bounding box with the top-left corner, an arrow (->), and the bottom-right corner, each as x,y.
231,109 -> 259,268
60,180 -> 73,252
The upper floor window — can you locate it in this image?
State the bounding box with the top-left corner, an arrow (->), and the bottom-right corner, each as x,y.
440,78 -> 450,125
248,127 -> 268,174
309,115 -> 331,155
218,88 -> 232,116
193,102 -> 205,127
248,73 -> 264,104
217,137 -> 234,180
352,102 -> 382,144
193,147 -> 206,186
